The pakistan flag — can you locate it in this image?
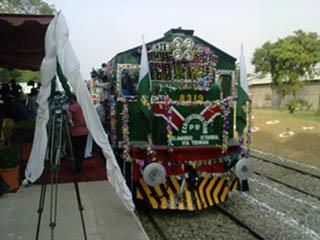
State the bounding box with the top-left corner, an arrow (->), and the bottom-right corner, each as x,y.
236,44 -> 250,135
138,39 -> 153,133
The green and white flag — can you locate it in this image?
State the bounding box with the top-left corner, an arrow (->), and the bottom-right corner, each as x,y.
236,44 -> 250,135
138,37 -> 153,133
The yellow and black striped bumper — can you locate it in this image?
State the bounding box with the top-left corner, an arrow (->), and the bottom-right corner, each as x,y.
135,175 -> 238,211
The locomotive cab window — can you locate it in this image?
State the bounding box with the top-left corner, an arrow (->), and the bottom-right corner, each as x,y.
219,74 -> 232,98
121,69 -> 139,96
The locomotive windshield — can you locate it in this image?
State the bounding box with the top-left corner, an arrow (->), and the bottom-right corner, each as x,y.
120,68 -> 139,96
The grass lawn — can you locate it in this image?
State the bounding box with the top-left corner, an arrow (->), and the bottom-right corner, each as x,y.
251,108 -> 320,168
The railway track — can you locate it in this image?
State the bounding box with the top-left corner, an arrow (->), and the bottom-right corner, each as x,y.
215,205 -> 268,240
253,170 -> 320,200
249,153 -> 320,200
139,207 -> 268,240
137,154 -> 320,240
143,210 -> 169,240
249,153 -> 320,180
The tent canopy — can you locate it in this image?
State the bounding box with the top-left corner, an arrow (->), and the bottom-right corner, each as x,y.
0,13 -> 53,71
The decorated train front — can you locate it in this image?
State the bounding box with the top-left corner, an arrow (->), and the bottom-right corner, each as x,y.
92,28 -> 253,210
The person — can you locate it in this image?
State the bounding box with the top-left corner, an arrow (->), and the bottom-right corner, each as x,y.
68,94 -> 88,173
95,74 -> 111,133
27,87 -> 38,121
1,85 -> 16,146
10,79 -> 22,99
15,92 -> 29,122
96,101 -> 107,129
96,76 -> 111,102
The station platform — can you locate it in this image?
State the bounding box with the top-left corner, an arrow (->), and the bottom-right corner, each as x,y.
0,181 -> 149,240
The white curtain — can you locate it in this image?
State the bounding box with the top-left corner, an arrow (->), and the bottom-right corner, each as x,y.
25,12 -> 135,211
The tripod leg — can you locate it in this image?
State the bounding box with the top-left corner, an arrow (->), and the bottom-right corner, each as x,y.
48,114 -> 63,240
49,149 -> 61,240
73,176 -> 88,240
35,166 -> 49,240
36,117 -> 54,240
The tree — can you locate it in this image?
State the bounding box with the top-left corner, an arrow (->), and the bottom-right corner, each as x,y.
252,30 -> 320,107
0,0 -> 55,15
0,68 -> 20,83
0,68 -> 40,83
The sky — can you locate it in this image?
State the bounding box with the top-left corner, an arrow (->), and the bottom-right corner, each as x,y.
45,0 -> 320,79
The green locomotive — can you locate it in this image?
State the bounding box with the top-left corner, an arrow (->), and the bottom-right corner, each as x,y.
92,28 -> 252,210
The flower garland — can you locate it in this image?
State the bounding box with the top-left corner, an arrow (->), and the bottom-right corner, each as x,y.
152,95 -> 218,107
164,96 -> 174,151
221,97 -> 232,153
109,95 -> 117,145
152,95 -> 237,107
189,47 -> 218,79
238,98 -> 253,158
246,98 -> 253,157
121,97 -> 131,162
239,135 -> 246,158
169,77 -> 212,92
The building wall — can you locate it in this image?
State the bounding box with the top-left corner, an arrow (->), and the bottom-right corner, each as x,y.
249,81 -> 320,111
249,84 -> 272,108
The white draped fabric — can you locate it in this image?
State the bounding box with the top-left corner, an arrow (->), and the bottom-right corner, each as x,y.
25,12 -> 135,211
84,133 -> 93,158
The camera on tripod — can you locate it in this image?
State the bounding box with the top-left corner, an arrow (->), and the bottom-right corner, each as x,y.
49,93 -> 69,114
48,93 -> 73,127
35,91 -> 87,240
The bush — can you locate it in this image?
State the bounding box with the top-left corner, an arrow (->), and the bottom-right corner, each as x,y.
286,100 -> 300,113
285,99 -> 313,114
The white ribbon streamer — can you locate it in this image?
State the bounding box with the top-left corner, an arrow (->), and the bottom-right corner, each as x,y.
25,12 -> 135,211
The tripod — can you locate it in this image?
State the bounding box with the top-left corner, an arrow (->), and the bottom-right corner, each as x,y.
35,95 -> 87,240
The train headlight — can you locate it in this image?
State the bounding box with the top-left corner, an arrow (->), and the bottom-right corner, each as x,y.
171,37 -> 183,49
235,158 -> 253,180
184,49 -> 194,61
173,49 -> 184,61
183,38 -> 195,50
142,163 -> 166,186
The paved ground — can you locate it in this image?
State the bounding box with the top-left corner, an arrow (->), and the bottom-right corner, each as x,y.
0,181 -> 149,240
